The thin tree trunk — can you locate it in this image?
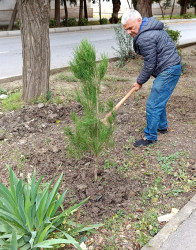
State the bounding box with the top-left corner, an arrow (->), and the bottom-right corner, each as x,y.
159,2 -> 164,19
63,0 -> 68,26
79,0 -> 84,25
8,3 -> 17,31
170,0 -> 176,19
55,0 -> 61,26
17,0 -> 50,103
84,0 -> 88,20
127,0 -> 131,9
135,0 -> 152,17
99,0 -> 101,23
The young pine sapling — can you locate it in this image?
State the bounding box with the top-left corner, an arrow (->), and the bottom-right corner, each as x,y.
65,39 -> 115,180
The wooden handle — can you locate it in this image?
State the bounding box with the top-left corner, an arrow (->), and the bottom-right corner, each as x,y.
102,87 -> 136,124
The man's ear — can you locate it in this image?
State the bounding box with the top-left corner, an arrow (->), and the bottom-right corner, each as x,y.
138,18 -> 142,24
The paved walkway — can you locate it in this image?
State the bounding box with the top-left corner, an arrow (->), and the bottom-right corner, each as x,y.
142,194 -> 196,250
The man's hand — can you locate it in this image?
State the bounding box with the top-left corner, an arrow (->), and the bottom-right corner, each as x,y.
133,82 -> 142,91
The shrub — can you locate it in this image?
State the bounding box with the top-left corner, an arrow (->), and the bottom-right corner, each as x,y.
100,18 -> 108,25
183,12 -> 193,19
0,166 -> 101,249
165,27 -> 181,45
113,24 -> 135,67
67,18 -> 78,27
49,19 -> 57,28
78,18 -> 88,26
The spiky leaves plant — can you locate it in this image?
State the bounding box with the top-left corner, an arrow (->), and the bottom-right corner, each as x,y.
65,39 -> 115,180
0,166 -> 102,249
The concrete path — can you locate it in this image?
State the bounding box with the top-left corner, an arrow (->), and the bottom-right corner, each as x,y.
142,194 -> 196,250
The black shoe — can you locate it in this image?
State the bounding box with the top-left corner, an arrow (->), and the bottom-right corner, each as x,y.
157,128 -> 168,134
133,138 -> 156,147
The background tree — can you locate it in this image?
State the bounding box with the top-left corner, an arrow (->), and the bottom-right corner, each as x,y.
189,0 -> 196,14
178,0 -> 190,15
133,0 -> 153,17
154,0 -> 171,19
109,0 -> 121,24
17,0 -> 50,103
61,0 -> 77,26
55,0 -> 61,26
79,0 -> 84,24
8,2 -> 17,31
170,0 -> 176,19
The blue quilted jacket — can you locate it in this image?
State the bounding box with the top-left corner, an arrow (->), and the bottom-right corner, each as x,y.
133,17 -> 181,84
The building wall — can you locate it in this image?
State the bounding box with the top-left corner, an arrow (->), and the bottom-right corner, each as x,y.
92,0 -> 194,16
0,0 -> 93,24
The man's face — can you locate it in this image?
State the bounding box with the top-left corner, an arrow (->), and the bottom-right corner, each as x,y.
123,18 -> 142,37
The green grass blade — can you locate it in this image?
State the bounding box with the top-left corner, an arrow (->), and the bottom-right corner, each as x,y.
45,174 -> 63,215
50,190 -> 67,217
33,239 -> 82,249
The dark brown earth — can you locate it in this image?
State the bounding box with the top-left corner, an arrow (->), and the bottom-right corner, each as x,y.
0,45 -> 196,249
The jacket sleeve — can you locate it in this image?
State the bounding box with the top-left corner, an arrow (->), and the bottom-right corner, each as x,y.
136,36 -> 157,84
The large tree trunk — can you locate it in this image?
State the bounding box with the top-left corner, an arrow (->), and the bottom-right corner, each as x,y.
135,0 -> 152,17
109,0 -> 121,24
17,0 -> 50,103
8,3 -> 17,31
55,0 -> 61,26
180,0 -> 190,15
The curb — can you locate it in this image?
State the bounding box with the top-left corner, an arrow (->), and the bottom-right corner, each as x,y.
141,194 -> 196,250
0,18 -> 196,38
0,57 -> 118,84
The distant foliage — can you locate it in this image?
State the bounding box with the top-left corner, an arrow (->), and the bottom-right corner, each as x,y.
183,12 -> 193,19
67,18 -> 78,26
49,19 -> 57,28
79,18 -> 88,26
113,24 -> 135,67
100,18 -> 108,24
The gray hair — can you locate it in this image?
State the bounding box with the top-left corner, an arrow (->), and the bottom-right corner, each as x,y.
121,9 -> 142,25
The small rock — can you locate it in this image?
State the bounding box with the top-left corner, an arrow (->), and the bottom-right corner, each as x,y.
0,134 -> 5,140
38,103 -> 45,108
52,146 -> 59,153
0,94 -> 8,99
47,113 -> 58,123
97,236 -> 104,245
76,184 -> 87,191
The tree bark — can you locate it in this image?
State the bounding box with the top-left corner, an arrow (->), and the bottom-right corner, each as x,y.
84,0 -> 88,19
170,0 -> 176,19
8,3 -> 17,31
159,2 -> 164,19
79,0 -> 84,25
63,0 -> 68,26
17,0 -> 50,103
180,0 -> 190,15
55,0 -> 61,26
109,0 -> 121,24
135,0 -> 152,17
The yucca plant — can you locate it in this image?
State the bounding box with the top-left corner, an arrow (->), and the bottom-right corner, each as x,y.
0,166 -> 102,249
65,39 -> 115,180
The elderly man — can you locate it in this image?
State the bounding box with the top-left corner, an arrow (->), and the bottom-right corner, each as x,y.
121,9 -> 181,147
